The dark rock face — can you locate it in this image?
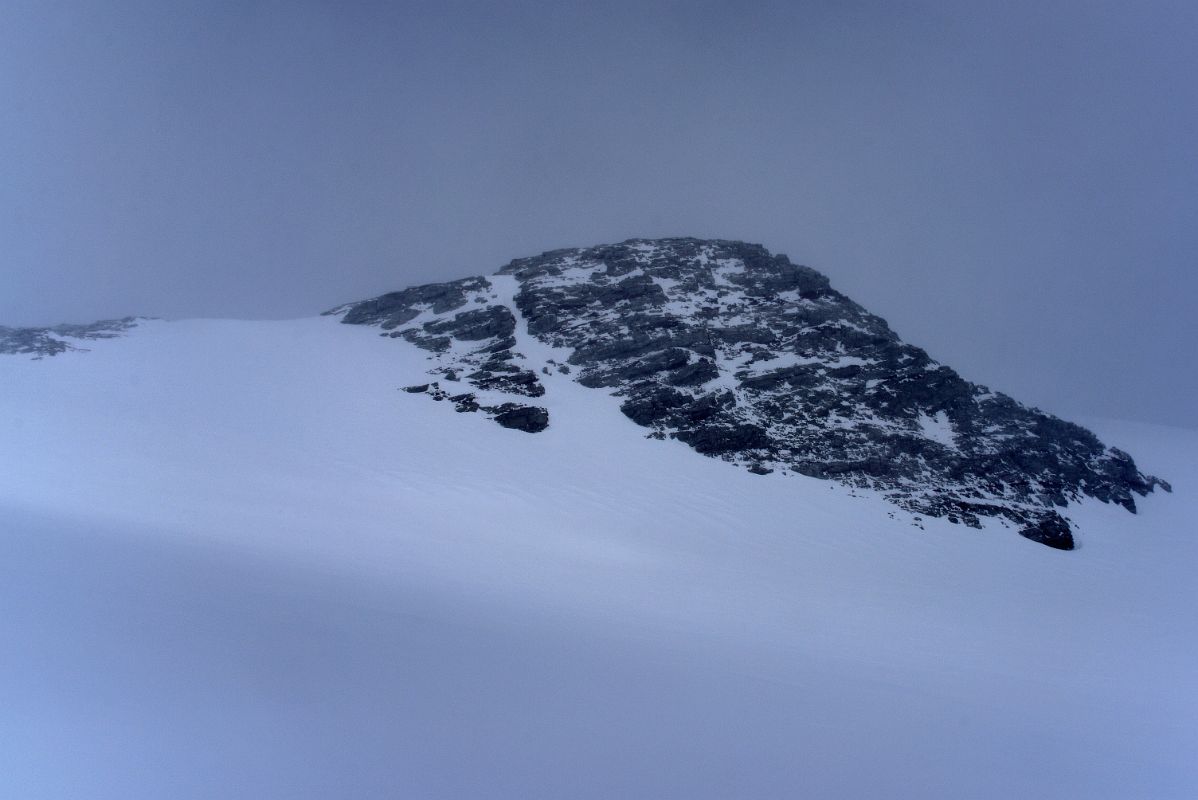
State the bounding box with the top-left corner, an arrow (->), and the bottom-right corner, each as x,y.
0,318 -> 140,358
332,276 -> 493,329
335,237 -> 1166,547
1018,513 -> 1075,550
331,276 -> 547,410
492,404 -> 550,433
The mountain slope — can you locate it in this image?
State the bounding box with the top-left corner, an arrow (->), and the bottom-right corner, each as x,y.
328,238 -> 1166,548
0,301 -> 1195,797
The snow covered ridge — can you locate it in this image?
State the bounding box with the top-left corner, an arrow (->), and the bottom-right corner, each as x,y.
0,317 -> 144,358
329,237 -> 1169,550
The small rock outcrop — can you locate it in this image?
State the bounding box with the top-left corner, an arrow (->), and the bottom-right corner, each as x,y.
0,318 -> 141,358
399,382 -> 549,433
492,404 -> 550,433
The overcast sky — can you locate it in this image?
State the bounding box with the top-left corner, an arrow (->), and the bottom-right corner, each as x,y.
2,0 -> 1195,427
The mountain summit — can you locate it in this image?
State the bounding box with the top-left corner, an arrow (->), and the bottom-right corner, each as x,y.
328,237 -> 1167,549
0,237 -> 1168,549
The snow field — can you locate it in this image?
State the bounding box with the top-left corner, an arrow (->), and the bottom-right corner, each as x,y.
1,314 -> 1194,798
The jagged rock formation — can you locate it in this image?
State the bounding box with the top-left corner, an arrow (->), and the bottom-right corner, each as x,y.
332,238 -> 1168,548
326,275 -> 550,432
0,318 -> 141,358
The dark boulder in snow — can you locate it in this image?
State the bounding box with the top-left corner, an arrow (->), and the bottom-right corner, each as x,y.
492,404 -> 549,433
1019,513 -> 1075,550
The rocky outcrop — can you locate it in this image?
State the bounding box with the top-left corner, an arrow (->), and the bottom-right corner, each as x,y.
334,238 -> 1168,548
492,404 -> 550,433
0,318 -> 141,358
329,275 -> 547,421
1018,512 -> 1075,551
401,382 -> 548,433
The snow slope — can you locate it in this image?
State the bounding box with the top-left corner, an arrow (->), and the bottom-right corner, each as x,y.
1,315 -> 1195,799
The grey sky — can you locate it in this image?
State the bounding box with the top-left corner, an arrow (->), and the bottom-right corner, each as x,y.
2,0 -> 1195,427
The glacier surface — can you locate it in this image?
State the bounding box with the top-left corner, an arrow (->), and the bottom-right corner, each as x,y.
1,314 -> 1195,798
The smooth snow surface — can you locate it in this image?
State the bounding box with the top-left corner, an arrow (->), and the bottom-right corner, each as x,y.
1,316 -> 1195,799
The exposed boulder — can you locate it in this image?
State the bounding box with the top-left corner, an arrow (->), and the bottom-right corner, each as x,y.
492,404 -> 549,433
1019,513 -> 1076,551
